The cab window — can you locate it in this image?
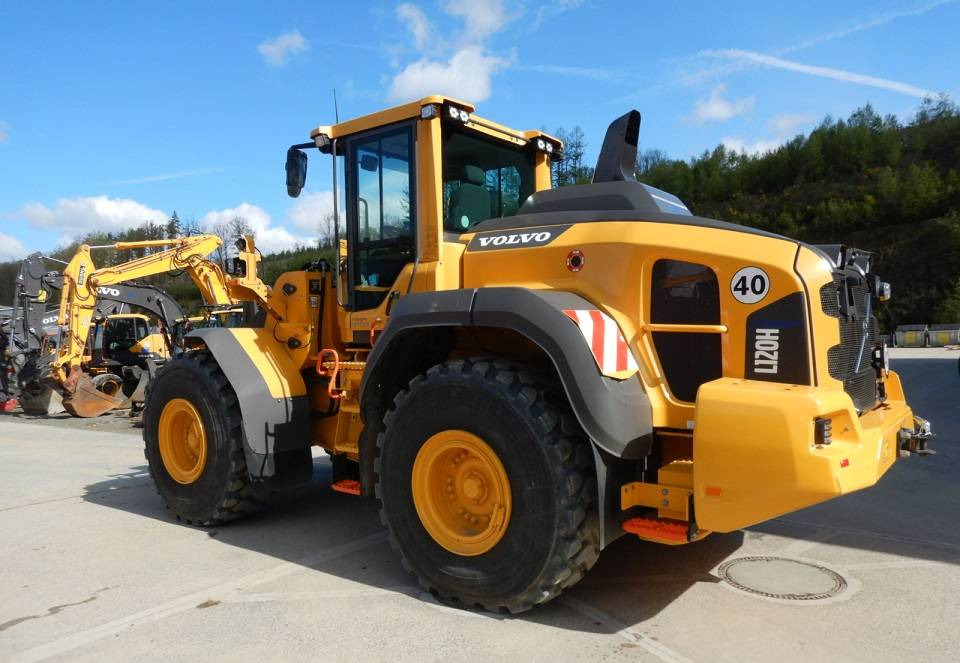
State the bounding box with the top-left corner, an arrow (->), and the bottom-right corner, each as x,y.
349,125 -> 416,310
442,128 -> 535,232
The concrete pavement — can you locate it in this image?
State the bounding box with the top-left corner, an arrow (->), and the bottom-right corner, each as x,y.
1,348 -> 958,662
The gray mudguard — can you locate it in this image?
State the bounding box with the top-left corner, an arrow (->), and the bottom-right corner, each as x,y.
187,327 -> 311,484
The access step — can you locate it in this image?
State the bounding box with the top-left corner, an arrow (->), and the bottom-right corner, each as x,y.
622,516 -> 689,544
331,479 -> 361,495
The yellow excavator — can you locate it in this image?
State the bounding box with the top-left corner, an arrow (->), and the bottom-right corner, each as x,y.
141,96 -> 931,613
49,234 -> 263,416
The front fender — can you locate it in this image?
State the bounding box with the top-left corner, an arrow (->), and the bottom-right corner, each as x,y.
186,328 -> 311,485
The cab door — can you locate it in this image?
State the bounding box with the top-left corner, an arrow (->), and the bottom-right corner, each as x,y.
342,122 -> 417,338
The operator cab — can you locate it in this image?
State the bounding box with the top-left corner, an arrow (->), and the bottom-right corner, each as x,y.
284,96 -> 559,320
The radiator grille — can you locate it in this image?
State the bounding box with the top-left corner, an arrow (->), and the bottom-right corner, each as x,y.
821,275 -> 879,412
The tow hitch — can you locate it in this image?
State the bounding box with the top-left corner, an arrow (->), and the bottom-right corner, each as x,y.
900,416 -> 935,456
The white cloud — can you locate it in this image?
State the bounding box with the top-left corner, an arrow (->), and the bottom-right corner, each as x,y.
532,0 -> 584,31
20,196 -> 168,241
106,166 -> 226,186
201,203 -> 314,255
0,233 -> 27,262
388,46 -> 508,103
288,190 -> 336,232
722,136 -> 784,156
0,120 -> 8,144
444,0 -> 511,43
705,49 -> 937,99
691,84 -> 755,123
388,1 -> 514,104
257,30 -> 309,67
676,3 -> 956,90
515,63 -> 621,82
784,1 -> 959,54
766,112 -> 818,135
397,4 -> 432,51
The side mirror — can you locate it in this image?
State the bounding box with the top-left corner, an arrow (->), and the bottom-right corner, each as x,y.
286,148 -> 308,198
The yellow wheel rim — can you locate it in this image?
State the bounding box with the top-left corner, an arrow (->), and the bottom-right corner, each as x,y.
411,430 -> 512,556
158,398 -> 207,485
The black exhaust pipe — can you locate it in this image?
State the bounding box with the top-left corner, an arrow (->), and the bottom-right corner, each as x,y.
592,110 -> 641,184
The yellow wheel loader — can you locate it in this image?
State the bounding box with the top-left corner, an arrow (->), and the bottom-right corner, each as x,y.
142,97 -> 932,613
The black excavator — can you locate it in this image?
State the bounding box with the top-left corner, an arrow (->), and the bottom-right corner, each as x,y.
6,253 -> 186,415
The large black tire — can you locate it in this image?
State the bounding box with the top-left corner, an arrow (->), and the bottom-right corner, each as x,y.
376,357 -> 599,613
143,351 -> 263,525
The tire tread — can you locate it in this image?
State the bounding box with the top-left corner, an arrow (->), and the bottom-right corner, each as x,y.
374,356 -> 599,614
143,351 -> 263,526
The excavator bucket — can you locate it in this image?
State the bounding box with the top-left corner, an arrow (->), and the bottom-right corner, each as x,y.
61,367 -> 130,418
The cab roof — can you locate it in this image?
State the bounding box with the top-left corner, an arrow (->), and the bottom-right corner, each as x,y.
309,95 -> 561,150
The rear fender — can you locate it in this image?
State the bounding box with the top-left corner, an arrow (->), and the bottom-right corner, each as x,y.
361,287 -> 655,549
186,328 -> 312,486
361,288 -> 653,459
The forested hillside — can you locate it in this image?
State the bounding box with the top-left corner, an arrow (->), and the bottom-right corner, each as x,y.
4,97 -> 958,328
634,98 -> 960,328
551,97 -> 960,328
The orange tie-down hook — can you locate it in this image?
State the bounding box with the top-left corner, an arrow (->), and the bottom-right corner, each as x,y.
369,317 -> 382,346
315,348 -> 343,400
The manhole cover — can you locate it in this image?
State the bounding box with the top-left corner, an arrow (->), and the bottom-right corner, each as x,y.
717,556 -> 847,600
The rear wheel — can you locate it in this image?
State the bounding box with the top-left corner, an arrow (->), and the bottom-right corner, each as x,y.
143,351 -> 263,525
376,357 -> 599,613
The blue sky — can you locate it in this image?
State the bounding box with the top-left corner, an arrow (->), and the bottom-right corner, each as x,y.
1,0 -> 957,260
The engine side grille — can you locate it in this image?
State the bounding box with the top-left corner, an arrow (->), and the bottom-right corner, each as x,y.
821,275 -> 879,412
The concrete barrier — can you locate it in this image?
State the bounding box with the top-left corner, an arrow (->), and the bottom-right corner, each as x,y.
895,324 -> 928,348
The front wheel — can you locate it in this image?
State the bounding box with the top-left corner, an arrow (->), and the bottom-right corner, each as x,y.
143,351 -> 263,525
376,358 -> 599,613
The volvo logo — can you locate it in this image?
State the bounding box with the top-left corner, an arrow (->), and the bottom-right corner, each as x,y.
97,287 -> 121,297
467,224 -> 571,252
477,231 -> 551,248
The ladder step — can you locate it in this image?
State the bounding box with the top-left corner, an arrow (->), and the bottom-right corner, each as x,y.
331,479 -> 361,496
622,517 -> 688,542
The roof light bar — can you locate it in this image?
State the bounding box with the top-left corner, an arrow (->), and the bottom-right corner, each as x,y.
442,103 -> 471,124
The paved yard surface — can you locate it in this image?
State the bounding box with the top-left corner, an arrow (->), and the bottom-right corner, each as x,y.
1,348 -> 958,662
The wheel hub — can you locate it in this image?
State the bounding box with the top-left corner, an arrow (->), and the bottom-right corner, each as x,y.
157,398 -> 207,484
412,430 -> 512,556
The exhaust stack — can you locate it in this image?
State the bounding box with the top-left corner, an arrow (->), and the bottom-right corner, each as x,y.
592,110 -> 641,184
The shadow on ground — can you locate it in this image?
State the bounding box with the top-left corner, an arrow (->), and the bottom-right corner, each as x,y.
81,458 -> 744,633
79,354 -> 959,631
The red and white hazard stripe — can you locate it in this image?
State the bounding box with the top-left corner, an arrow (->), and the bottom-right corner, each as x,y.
562,309 -> 639,375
